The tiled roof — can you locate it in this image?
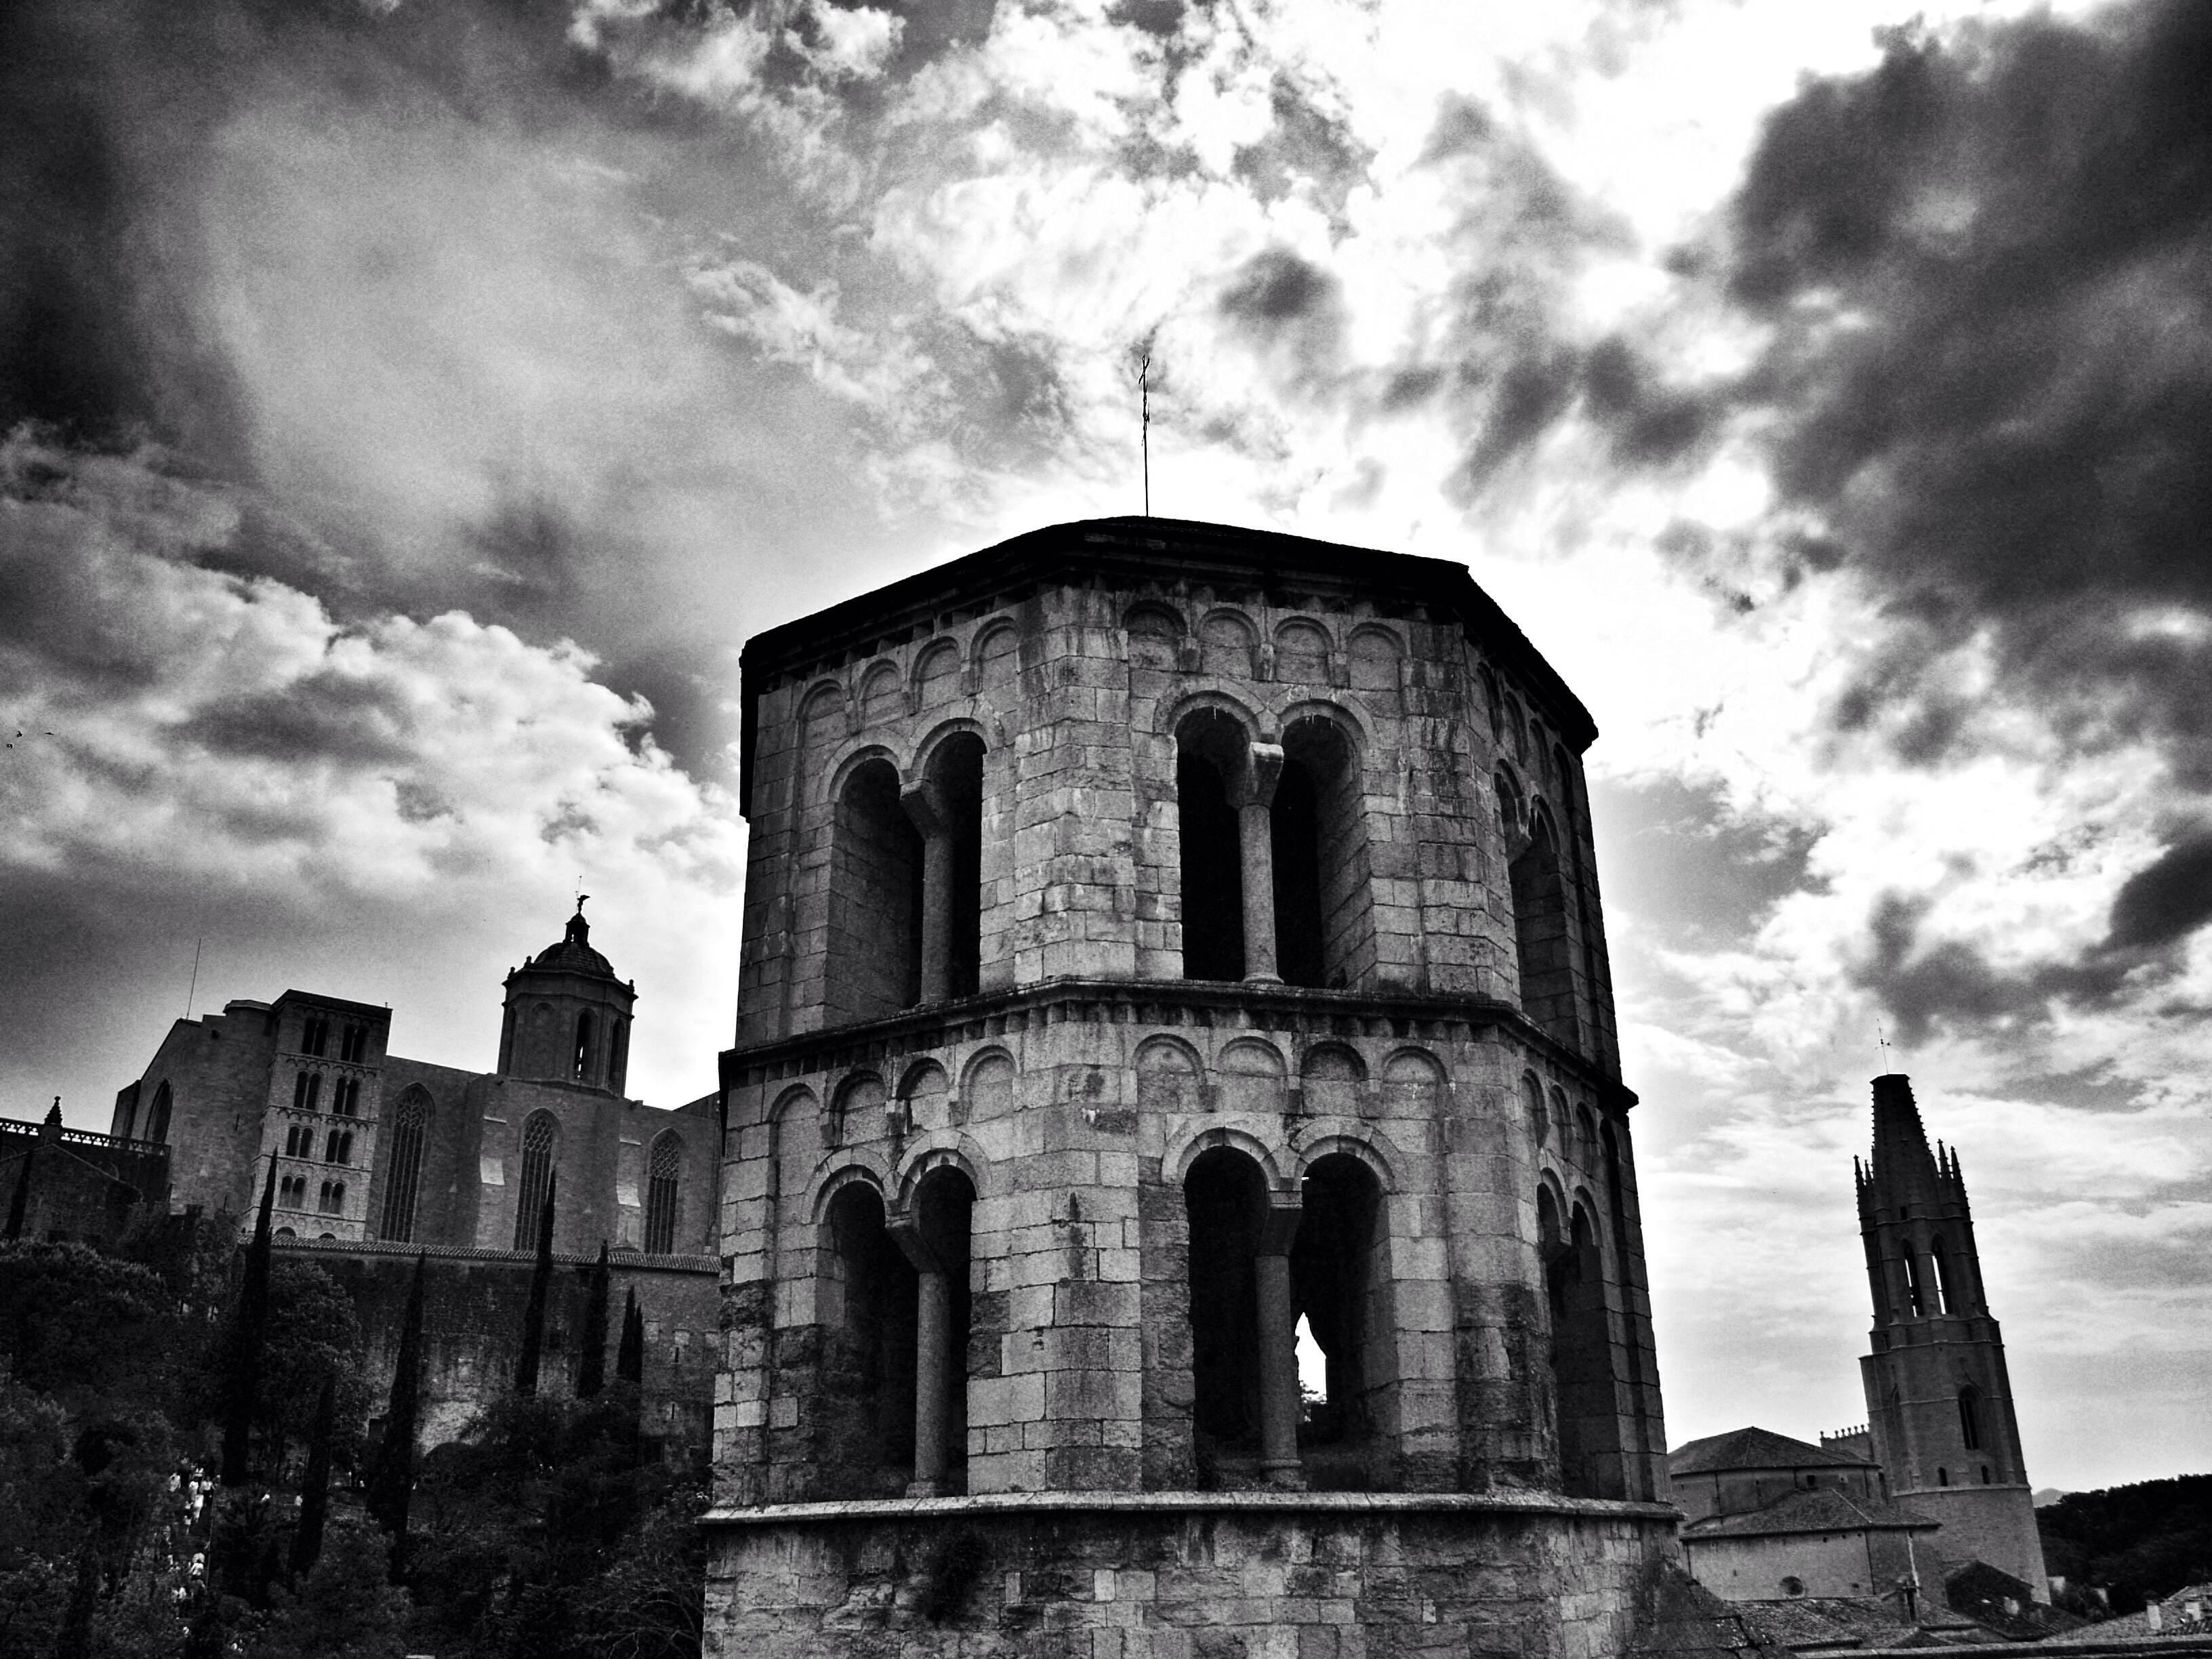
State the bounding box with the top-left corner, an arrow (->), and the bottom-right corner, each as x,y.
1670,1426 -> 1881,1476
1683,1488 -> 1940,1540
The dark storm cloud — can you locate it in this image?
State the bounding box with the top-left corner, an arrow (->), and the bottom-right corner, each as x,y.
1219,249 -> 1348,392
2105,832 -> 2212,951
1721,0 -> 2212,782
180,671 -> 419,767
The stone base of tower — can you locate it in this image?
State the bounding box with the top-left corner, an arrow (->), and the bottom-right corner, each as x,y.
704,1492 -> 1683,1659
1889,1482 -> 2050,1603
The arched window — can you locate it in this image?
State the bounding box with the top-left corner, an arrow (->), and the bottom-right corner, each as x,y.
331,1078 -> 359,1118
918,732 -> 987,1002
340,1025 -> 367,1063
301,1018 -> 329,1057
573,1010 -> 596,1083
317,1179 -> 345,1214
820,1181 -> 918,1494
1511,807 -> 1580,1048
1185,1147 -> 1269,1459
1290,1153 -> 1393,1485
609,1017 -> 629,1094
323,1128 -> 352,1164
1930,1235 -> 1957,1314
910,1164 -> 977,1492
1523,1073 -> 1549,1145
380,1088 -> 430,1244
1271,716 -> 1374,990
513,1111 -> 559,1251
285,1123 -> 309,1158
1905,1250 -> 1929,1317
144,1082 -> 172,1145
825,758 -> 924,1021
1176,709 -> 1249,981
280,1174 -> 306,1208
1957,1385 -> 1983,1451
1543,1191 -> 1624,1498
644,1132 -> 682,1255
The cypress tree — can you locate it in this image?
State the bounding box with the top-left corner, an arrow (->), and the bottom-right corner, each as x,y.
220,1155 -> 279,1486
367,1251 -> 426,1547
514,1173 -> 557,1396
615,1286 -> 644,1385
576,1240 -> 611,1398
289,1374 -> 335,1579
3,1140 -> 30,1240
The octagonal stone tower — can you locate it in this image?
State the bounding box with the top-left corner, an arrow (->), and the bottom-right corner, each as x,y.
705,518 -> 1676,1657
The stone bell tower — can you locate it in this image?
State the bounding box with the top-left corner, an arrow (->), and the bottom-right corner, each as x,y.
1857,1073 -> 2049,1597
498,901 -> 636,1095
705,518 -> 1677,1655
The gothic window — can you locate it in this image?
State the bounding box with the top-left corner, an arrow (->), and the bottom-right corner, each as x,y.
1905,1250 -> 1929,1317
1176,708 -> 1248,981
573,1010 -> 596,1082
513,1111 -> 559,1251
324,1128 -> 352,1165
147,1082 -> 172,1145
1272,716 -> 1374,990
1958,1386 -> 1983,1451
1185,1147 -> 1268,1459
644,1132 -> 682,1255
1930,1235 -> 1957,1313
820,1181 -> 918,1492
380,1088 -> 430,1244
825,758 -> 924,1021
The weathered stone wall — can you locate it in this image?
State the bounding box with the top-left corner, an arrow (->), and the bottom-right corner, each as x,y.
703,1494 -> 1679,1659
281,1237 -> 719,1449
715,987 -> 1664,1507
1,1116 -> 170,1246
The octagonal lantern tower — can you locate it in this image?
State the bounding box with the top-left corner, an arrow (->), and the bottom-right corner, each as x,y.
705,518 -> 1677,1656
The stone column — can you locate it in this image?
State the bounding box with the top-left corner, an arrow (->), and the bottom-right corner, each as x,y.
1255,1197 -> 1305,1488
901,781 -> 951,1004
909,1265 -> 952,1496
1236,742 -> 1285,985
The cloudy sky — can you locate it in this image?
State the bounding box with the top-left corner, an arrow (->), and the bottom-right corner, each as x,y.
5,0 -> 2208,1491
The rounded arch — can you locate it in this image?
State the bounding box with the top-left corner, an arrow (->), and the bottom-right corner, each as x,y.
1218,1034 -> 1287,1075
1292,1130 -> 1399,1191
1480,666 -> 1503,744
1345,623 -> 1404,695
1218,1036 -> 1288,1113
807,1155 -> 894,1224
1134,1033 -> 1204,1111
857,659 -> 903,725
1160,685 -> 1265,742
1298,1040 -> 1368,1083
1523,1072 -> 1550,1145
897,1058 -> 950,1100
147,1080 -> 173,1145
912,637 -> 962,705
1273,616 -> 1334,682
767,1082 -> 819,1128
909,717 -> 989,787
1196,607 -> 1258,678
822,741 -> 909,810
971,618 -> 1021,689
893,1135 -> 991,1210
1278,694 -> 1379,756
1495,768 -> 1525,842
1124,600 -> 1187,670
1166,1122 -> 1294,1193
798,677 -> 848,734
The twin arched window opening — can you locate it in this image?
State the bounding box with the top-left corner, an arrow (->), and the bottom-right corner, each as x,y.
824,734 -> 986,1024
1174,709 -> 1375,990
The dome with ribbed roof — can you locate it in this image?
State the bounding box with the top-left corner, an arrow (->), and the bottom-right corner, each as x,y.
527,903 -> 617,979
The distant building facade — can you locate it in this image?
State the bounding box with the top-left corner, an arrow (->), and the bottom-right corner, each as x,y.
2,1099 -> 170,1246
96,904 -> 722,1444
1671,1427 -> 1936,1605
1855,1072 -> 2051,1599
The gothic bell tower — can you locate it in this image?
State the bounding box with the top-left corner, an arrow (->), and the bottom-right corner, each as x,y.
1857,1073 -> 2049,1597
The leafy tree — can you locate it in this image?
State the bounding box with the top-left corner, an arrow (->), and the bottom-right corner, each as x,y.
289,1377 -> 335,1580
258,1261 -> 372,1473
0,1241 -> 184,1410
249,1513 -> 407,1659
616,1289 -> 644,1387
2041,1475 -> 2212,1613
